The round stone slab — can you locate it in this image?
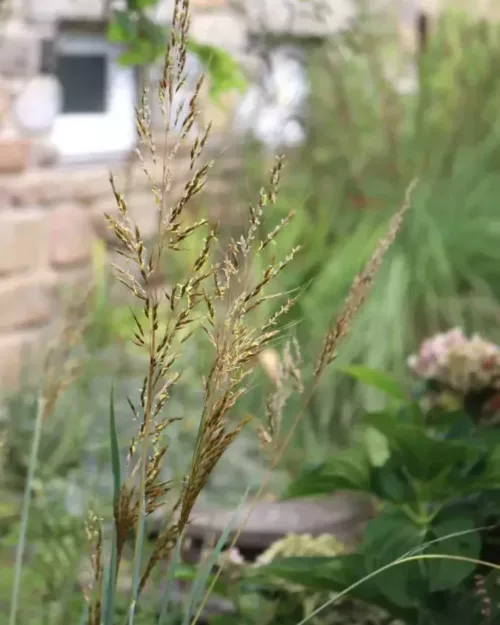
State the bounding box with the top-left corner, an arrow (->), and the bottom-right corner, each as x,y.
14,75 -> 62,135
149,492 -> 374,550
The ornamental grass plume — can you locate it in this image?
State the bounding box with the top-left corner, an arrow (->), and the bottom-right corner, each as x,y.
83,0 -> 301,620
77,0 -> 418,620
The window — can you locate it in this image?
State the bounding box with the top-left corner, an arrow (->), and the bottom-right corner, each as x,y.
234,44 -> 309,149
50,33 -> 137,161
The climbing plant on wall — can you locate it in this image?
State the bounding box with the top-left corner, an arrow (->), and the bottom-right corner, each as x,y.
107,0 -> 246,101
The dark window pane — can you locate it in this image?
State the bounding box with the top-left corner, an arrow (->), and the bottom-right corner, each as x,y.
57,54 -> 107,114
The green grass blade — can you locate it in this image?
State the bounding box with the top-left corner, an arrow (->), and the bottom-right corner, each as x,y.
8,393 -> 45,625
109,385 -> 122,503
157,531 -> 185,625
78,600 -> 89,625
128,492 -> 147,625
184,487 -> 250,625
104,385 -> 121,625
103,531 -> 118,625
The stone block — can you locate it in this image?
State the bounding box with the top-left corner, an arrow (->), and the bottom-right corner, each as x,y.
190,11 -> 248,53
13,76 -> 61,136
155,0 -> 226,21
0,331 -> 41,389
0,23 -> 40,77
0,138 -> 31,173
246,0 -> 355,36
49,205 -> 93,268
192,0 -> 226,6
0,277 -> 52,331
0,85 -> 11,128
0,210 -> 46,275
32,138 -> 59,167
26,0 -> 105,21
4,165 -> 112,206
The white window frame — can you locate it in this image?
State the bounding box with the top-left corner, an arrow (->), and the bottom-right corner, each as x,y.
50,33 -> 137,162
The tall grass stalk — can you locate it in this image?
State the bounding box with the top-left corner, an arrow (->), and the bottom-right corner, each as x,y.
82,0 -> 307,621
183,487 -> 250,625
8,295 -> 89,625
8,393 -> 45,625
158,531 -> 184,625
191,180 -> 417,625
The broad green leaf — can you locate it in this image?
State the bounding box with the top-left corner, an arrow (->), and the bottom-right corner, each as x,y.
118,41 -> 158,66
283,446 -> 371,499
425,515 -> 480,591
362,508 -> 427,608
363,426 -> 390,467
127,0 -> 158,8
370,460 -> 416,504
108,10 -> 137,44
251,555 -> 363,595
429,410 -> 475,439
187,40 -> 246,102
250,555 -> 415,620
137,15 -> 166,51
339,365 -> 406,400
364,410 -> 485,483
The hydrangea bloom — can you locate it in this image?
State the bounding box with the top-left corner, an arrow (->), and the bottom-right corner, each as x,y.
408,328 -> 500,393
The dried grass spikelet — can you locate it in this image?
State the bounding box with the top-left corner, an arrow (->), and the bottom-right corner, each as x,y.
257,339 -> 304,454
84,510 -> 104,625
194,183 -> 416,623
314,178 -> 418,378
40,284 -> 93,419
97,0 -> 299,605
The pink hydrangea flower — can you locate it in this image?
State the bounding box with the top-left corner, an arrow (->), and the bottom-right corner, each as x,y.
408,328 -> 500,393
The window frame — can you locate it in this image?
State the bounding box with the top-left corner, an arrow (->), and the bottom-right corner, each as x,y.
50,33 -> 137,162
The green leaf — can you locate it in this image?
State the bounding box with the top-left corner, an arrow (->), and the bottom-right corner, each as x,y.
425,515 -> 480,592
363,426 -> 390,467
364,410 -> 485,484
118,41 -> 158,66
283,446 -> 371,499
109,385 -> 121,505
251,555 -> 363,595
127,0 -> 158,8
250,555 -> 415,620
362,508 -> 427,608
104,386 -> 121,625
187,40 -> 246,103
108,10 -> 137,44
137,15 -> 166,52
370,460 -> 416,504
339,365 -> 406,401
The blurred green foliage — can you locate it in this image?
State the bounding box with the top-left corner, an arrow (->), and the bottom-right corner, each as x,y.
251,367 -> 500,625
237,8 -> 500,467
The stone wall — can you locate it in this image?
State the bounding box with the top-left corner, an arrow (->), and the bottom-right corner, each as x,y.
0,0 -> 248,389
